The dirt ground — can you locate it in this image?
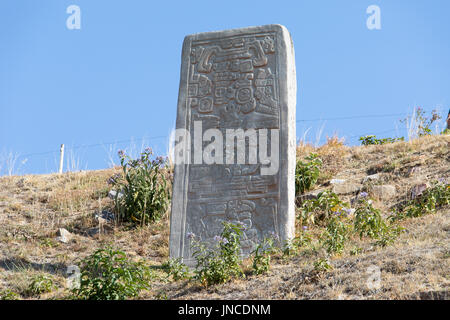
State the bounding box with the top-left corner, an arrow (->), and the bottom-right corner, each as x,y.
0,134 -> 448,299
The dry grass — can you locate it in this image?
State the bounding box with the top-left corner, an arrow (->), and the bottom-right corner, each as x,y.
0,134 -> 449,300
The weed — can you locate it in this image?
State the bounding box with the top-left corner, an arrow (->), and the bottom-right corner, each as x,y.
252,236 -> 276,275
111,148 -> 171,226
299,190 -> 350,225
283,228 -> 313,259
26,274 -> 55,297
359,135 -> 404,146
401,107 -> 442,138
72,246 -> 153,300
354,199 -> 387,239
313,258 -> 333,273
320,215 -> 352,254
192,222 -> 245,286
155,291 -> 168,300
350,247 -> 363,256
0,290 -> 20,300
162,258 -> 190,281
354,196 -> 403,247
394,181 -> 450,220
295,153 -> 322,195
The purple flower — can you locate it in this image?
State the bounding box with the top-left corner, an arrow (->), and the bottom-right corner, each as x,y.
214,235 -> 229,244
269,231 -> 279,240
360,192 -> 368,198
118,150 -> 125,158
144,147 -> 152,154
343,208 -> 352,215
302,226 -> 308,231
107,173 -> 121,185
237,221 -> 247,230
187,232 -> 195,239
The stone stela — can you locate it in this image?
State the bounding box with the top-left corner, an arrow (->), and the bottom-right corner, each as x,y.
170,24 -> 297,264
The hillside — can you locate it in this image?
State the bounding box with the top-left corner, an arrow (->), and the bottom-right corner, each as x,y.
0,134 -> 448,300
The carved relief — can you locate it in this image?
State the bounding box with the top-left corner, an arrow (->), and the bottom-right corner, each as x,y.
183,32 -> 281,255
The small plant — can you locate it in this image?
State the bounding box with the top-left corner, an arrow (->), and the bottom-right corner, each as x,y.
401,107 -> 442,138
282,227 -> 312,258
394,180 -> 450,220
359,135 -> 404,146
320,214 -> 352,254
39,238 -> 59,248
111,148 -> 171,226
72,246 -> 153,300
299,190 -> 350,225
27,274 -> 55,297
354,198 -> 386,239
252,236 -> 277,275
162,258 -> 190,281
280,240 -> 296,258
353,197 -> 403,247
155,291 -> 168,300
350,247 -> 363,256
313,258 -> 333,273
0,290 -> 20,300
295,153 -> 322,195
375,226 -> 404,247
192,222 -> 245,286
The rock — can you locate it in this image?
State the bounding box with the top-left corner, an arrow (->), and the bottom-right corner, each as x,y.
297,189 -> 326,202
149,234 -> 162,241
56,228 -> 72,243
330,179 -> 346,185
363,174 -> 381,184
407,166 -> 421,176
95,210 -> 115,222
371,185 -> 396,200
332,183 -> 362,195
169,24 -> 297,265
108,190 -> 124,200
411,183 -> 428,199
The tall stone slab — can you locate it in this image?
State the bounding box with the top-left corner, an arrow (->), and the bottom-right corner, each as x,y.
170,24 -> 296,264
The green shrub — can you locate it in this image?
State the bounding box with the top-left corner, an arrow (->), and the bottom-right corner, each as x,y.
350,247 -> 363,256
162,258 -> 190,281
295,153 -> 322,195
0,290 -> 20,300
359,135 -> 404,146
252,237 -> 276,275
281,228 -> 312,258
354,197 -> 403,247
299,190 -> 350,225
313,258 -> 333,272
192,222 -> 245,286
26,274 -> 55,296
320,214 -> 352,254
394,181 -> 449,220
72,246 -> 153,300
111,148 -> 171,226
354,198 -> 387,239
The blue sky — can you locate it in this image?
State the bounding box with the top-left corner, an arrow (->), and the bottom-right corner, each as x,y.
1,0 -> 449,175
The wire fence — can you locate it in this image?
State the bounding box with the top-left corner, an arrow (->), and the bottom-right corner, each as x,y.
1,108 -> 447,176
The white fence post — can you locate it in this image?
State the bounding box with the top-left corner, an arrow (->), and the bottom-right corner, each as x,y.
59,144 -> 65,174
